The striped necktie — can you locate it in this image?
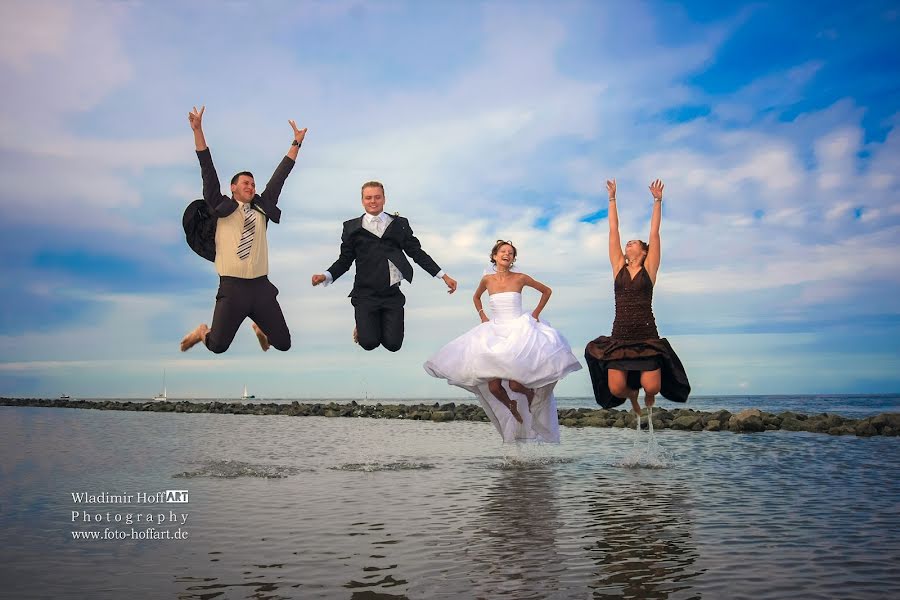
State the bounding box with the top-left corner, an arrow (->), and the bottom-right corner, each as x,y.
237,204 -> 255,260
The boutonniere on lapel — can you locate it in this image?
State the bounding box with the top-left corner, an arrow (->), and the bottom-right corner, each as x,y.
392,211 -> 400,217
252,202 -> 268,217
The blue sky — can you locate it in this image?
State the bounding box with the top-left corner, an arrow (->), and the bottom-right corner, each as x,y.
1,0 -> 899,399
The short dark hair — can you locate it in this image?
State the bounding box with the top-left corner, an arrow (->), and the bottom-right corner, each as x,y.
231,171 -> 254,185
490,239 -> 517,264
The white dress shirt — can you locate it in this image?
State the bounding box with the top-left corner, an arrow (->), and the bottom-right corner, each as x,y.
322,211 -> 444,286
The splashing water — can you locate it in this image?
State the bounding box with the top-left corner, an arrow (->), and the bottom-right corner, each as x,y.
489,440 -> 574,470
620,405 -> 675,469
173,459 -> 303,479
330,461 -> 436,472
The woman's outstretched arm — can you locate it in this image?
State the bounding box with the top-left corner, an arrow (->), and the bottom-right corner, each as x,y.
608,178 -> 625,276
645,178 -> 663,284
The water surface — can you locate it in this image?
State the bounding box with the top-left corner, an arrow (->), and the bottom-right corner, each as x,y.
1,406 -> 897,599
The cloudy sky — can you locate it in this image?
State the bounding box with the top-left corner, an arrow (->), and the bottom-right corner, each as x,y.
1,0 -> 898,400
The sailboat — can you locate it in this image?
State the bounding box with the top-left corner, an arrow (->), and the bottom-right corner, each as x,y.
153,370 -> 167,402
241,384 -> 255,400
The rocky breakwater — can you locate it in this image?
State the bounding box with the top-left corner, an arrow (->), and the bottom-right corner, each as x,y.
2,398 -> 898,437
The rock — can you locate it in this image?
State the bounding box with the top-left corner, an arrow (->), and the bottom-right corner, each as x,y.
430,410 -> 454,422
871,413 -> 900,434
763,414 -> 782,427
2,398 -> 898,437
855,420 -> 878,437
729,409 -> 767,433
800,415 -> 833,433
729,414 -> 765,433
581,415 -> 607,427
781,416 -> 804,431
672,415 -> 701,430
821,414 -> 845,429
732,408 -> 762,422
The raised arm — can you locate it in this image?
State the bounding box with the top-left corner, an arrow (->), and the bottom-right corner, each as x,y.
286,119 -> 307,161
257,120 -> 308,222
645,178 -> 663,284
189,105 -> 207,151
189,106 -> 235,217
473,277 -> 489,323
607,179 -> 625,276
523,275 -> 552,321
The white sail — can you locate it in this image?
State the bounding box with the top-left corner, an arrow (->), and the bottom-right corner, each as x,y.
153,370 -> 167,401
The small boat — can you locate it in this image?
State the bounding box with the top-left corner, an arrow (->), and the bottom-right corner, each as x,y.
59,394 -> 71,400
152,370 -> 167,401
241,385 -> 255,400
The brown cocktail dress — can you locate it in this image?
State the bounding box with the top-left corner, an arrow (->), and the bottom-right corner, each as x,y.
585,264 -> 690,409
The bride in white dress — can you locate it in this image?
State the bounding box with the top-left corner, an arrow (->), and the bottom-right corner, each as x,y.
424,240 -> 582,443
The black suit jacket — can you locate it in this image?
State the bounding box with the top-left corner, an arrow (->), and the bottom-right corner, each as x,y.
327,215 -> 442,298
183,148 -> 294,262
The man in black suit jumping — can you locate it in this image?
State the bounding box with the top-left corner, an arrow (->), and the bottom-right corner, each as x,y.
311,181 -> 457,351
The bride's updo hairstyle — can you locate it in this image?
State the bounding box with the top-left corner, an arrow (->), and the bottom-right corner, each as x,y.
490,240 -> 517,265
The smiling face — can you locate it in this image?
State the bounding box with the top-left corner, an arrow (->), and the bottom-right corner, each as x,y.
230,174 -> 256,203
361,183 -> 386,216
490,241 -> 517,269
625,239 -> 648,265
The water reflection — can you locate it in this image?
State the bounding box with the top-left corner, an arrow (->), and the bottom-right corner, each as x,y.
584,471 -> 702,599
466,462 -> 566,598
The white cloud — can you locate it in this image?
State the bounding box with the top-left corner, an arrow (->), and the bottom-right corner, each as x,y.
0,0 -> 72,71
2,1 -> 900,398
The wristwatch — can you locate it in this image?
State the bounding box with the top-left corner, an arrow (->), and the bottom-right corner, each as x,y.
291,139 -> 302,147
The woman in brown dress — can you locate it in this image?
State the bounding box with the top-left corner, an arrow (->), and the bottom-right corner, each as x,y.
585,178 -> 690,417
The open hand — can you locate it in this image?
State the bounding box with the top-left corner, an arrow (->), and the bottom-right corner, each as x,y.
188,105 -> 205,130
649,178 -> 664,200
607,178 -> 616,200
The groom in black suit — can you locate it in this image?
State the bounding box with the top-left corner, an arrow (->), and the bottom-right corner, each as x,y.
312,181 -> 457,351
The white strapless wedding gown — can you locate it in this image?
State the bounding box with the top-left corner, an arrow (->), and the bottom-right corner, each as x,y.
424,292 -> 582,443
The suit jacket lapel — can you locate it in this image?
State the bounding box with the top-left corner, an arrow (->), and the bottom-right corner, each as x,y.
346,215 -> 365,235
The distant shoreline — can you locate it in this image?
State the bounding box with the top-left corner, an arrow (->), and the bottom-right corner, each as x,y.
2,398 -> 898,437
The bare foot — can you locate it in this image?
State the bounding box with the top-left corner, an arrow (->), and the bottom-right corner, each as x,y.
352,327 -> 358,344
628,390 -> 641,415
180,324 -> 209,352
489,379 -> 524,424
509,380 -> 535,409
505,399 -> 524,424
251,322 -> 270,352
